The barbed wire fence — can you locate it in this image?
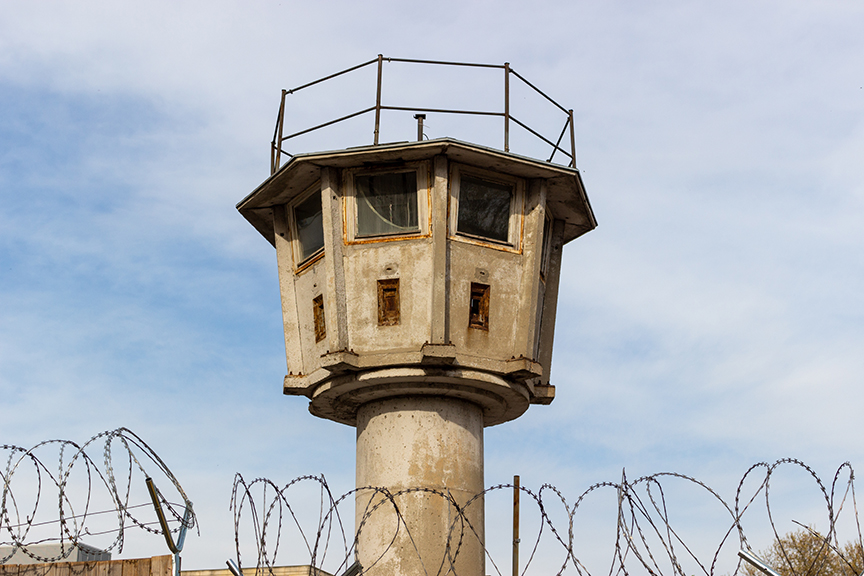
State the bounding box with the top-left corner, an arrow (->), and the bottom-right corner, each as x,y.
230,459 -> 861,576
4,431 -> 858,576
1,428 -> 196,564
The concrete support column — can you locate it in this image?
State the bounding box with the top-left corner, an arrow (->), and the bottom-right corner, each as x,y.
355,396 -> 485,576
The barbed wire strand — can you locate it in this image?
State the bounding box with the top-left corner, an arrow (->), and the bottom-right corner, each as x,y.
1,428 -> 196,565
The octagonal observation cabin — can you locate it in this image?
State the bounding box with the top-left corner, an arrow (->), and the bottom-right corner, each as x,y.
237,56 -> 596,428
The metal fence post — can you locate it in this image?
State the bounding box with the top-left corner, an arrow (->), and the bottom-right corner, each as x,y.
272,90 -> 286,175
374,54 -> 384,145
513,474 -> 520,576
504,62 -> 511,152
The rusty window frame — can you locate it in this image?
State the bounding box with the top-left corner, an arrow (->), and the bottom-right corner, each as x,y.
355,171 -> 419,237
449,164 -> 524,253
344,161 -> 431,244
288,182 -> 325,270
377,279 -> 400,326
468,283 -> 490,331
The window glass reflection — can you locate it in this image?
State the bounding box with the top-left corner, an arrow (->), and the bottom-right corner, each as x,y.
356,171 -> 418,237
294,190 -> 324,262
457,175 -> 512,243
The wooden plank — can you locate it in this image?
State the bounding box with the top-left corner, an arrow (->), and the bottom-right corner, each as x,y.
16,563 -> 37,576
104,559 -> 122,576
93,559 -> 110,576
51,560 -> 69,576
121,558 -> 149,576
24,563 -> 53,576
148,556 -> 171,576
66,560 -> 99,576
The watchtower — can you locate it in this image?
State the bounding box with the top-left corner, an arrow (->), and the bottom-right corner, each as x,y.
237,56 -> 596,576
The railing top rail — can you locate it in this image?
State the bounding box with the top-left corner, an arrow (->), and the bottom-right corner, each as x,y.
285,58 -> 379,95
384,56 -> 506,70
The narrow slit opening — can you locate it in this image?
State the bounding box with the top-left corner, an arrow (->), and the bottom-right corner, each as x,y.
313,294 -> 326,342
469,283 -> 490,331
377,278 -> 400,326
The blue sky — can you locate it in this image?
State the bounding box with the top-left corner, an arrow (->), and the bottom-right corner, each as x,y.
2,1 -> 863,573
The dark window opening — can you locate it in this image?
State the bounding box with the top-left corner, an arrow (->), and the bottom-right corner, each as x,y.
313,295 -> 326,342
457,175 -> 513,243
295,190 -> 325,262
377,278 -> 400,326
356,171 -> 418,237
469,283 -> 490,330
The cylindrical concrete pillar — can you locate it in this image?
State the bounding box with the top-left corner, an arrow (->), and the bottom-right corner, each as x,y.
355,396 -> 485,576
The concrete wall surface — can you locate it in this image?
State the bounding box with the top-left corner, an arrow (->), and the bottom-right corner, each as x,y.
355,396 -> 485,576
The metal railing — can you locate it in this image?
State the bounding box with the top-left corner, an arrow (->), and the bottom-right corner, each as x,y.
270,55 -> 578,174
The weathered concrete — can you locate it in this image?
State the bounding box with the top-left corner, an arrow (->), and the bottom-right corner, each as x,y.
305,366 -> 530,427
237,137 -> 596,576
238,139 -> 595,405
355,396 -> 484,576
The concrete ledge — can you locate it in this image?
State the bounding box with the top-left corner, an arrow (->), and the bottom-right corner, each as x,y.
305,366 -> 531,427
284,349 -> 545,399
529,383 -> 556,405
420,343 -> 457,364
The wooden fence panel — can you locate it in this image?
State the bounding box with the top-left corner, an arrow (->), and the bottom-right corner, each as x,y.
1,556 -> 172,576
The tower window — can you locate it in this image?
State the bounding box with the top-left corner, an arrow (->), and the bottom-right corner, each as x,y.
457,175 -> 513,243
356,171 -> 418,237
449,165 -> 523,250
377,279 -> 400,326
292,186 -> 325,264
468,283 -> 490,331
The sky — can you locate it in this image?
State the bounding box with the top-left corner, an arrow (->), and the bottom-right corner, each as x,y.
1,1 -> 863,574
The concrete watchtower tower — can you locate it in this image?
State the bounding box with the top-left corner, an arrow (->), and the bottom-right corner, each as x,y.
237,57 -> 596,576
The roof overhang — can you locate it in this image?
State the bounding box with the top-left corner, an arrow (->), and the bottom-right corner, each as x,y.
237,137 -> 596,247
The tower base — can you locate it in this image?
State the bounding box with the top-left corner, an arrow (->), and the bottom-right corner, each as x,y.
355,396 -> 485,576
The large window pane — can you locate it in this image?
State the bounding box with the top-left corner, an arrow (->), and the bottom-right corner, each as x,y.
356,171 -> 418,237
294,191 -> 324,261
457,175 -> 512,242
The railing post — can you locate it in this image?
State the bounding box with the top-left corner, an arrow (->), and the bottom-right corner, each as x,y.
272,90 -> 287,175
512,474 -> 520,576
374,54 -> 384,145
504,62 -> 510,153
568,109 -> 576,168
